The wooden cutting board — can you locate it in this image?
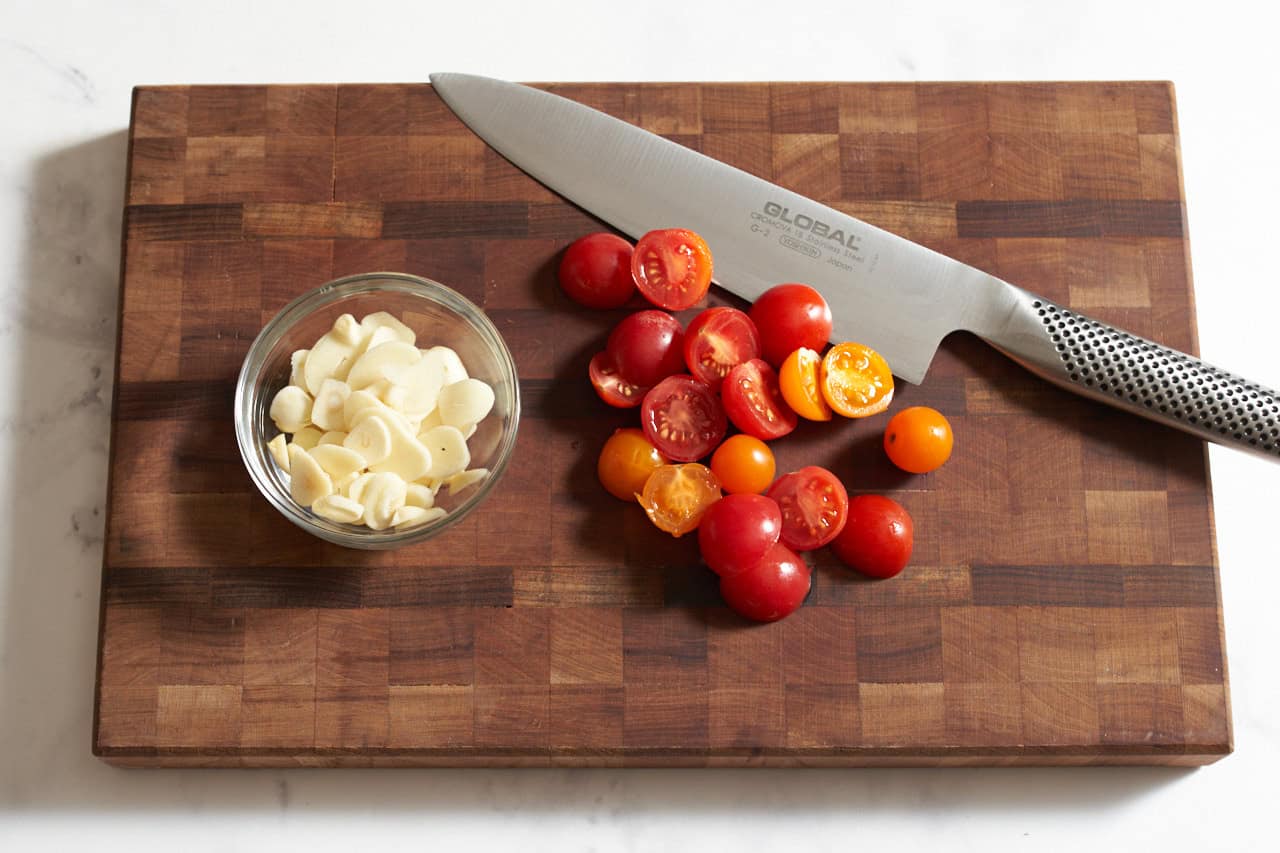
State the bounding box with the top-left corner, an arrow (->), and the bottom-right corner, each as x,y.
94,81 -> 1230,767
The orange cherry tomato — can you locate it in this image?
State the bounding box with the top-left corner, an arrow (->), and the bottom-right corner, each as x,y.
820,342 -> 894,418
710,434 -> 776,495
883,406 -> 954,473
597,428 -> 669,501
778,347 -> 832,422
638,463 -> 722,537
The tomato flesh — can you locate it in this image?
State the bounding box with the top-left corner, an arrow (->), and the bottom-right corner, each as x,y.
683,306 -> 761,391
597,428 -> 668,501
606,310 -> 685,387
632,228 -> 714,310
697,493 -> 782,576
830,495 -> 914,578
719,542 -> 811,622
884,406 -> 954,474
559,233 -> 636,308
779,347 -> 832,421
589,351 -> 649,408
721,358 -> 798,441
820,342 -> 894,418
748,284 -> 833,367
638,463 -> 722,537
710,434 -> 776,495
641,375 -> 727,462
767,466 -> 849,551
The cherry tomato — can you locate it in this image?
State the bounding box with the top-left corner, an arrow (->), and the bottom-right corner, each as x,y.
606,310 -> 685,387
597,428 -> 668,501
632,228 -> 714,310
884,406 -> 954,474
559,233 -> 636,309
820,342 -> 894,418
778,347 -> 832,422
748,284 -> 833,367
721,358 -> 798,441
641,375 -> 727,462
719,542 -> 811,622
767,466 -> 849,551
683,307 -> 761,391
638,463 -> 722,537
710,434 -> 776,495
589,351 -> 649,408
697,493 -> 782,576
830,495 -> 914,579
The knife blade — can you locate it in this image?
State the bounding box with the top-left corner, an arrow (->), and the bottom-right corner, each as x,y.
431,73 -> 1280,461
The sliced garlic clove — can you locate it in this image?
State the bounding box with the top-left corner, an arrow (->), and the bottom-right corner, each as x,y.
416,407 -> 444,436
309,444 -> 366,482
333,471 -> 360,493
392,505 -> 446,530
291,426 -> 323,450
289,349 -> 309,388
445,467 -> 490,496
318,430 -> 347,446
360,472 -> 408,530
311,378 -> 352,432
312,493 -> 365,524
366,325 -> 400,350
345,472 -> 375,503
368,413 -> 433,483
360,311 -> 416,346
331,312 -> 365,347
405,483 -> 436,509
343,389 -> 384,427
422,345 -> 468,387
304,329 -> 360,394
422,424 -> 471,479
461,422 -> 477,440
437,378 -> 495,427
287,444 -> 333,507
269,385 -> 312,434
344,415 -> 393,466
267,433 -> 290,471
397,355 -> 447,420
346,341 -> 421,391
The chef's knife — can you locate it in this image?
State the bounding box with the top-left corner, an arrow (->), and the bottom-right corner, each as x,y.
431,73 -> 1280,460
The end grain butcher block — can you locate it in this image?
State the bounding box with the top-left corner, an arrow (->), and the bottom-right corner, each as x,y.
95,81 -> 1230,767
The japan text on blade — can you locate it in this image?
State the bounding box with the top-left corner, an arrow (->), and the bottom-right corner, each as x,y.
431,73 -> 1280,461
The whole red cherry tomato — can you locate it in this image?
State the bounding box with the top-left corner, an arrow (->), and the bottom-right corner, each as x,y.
749,283 -> 833,367
719,542 -> 811,622
697,493 -> 782,576
559,233 -> 636,308
830,494 -> 914,579
606,310 -> 685,387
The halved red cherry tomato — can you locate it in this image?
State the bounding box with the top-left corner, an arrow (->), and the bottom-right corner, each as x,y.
589,351 -> 649,408
638,463 -> 722,537
748,283 -> 833,367
697,493 -> 782,576
606,310 -> 685,387
710,434 -> 776,495
767,466 -> 849,551
719,542 -> 811,622
721,358 -> 798,441
597,428 -> 668,501
830,494 -> 914,579
632,228 -> 713,310
559,233 -> 636,309
820,342 -> 894,418
884,406 -> 954,474
779,347 -> 832,421
641,375 -> 727,462
683,307 -> 761,391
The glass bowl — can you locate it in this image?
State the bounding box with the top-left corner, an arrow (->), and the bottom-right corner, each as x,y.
234,272 -> 520,549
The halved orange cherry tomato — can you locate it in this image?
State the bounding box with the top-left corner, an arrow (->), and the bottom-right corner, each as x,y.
638,463 -> 722,537
779,347 -> 832,422
631,228 -> 714,310
820,342 -> 894,418
598,428 -> 668,501
710,434 -> 776,495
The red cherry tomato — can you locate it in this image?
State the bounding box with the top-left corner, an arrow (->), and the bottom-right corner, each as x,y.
721,358 -> 798,441
641,375 -> 727,462
719,542 -> 811,622
697,493 -> 782,576
632,228 -> 714,310
830,495 -> 914,579
559,233 -> 636,309
766,466 -> 849,551
588,351 -> 649,408
683,307 -> 761,391
606,310 -> 685,387
748,283 -> 834,367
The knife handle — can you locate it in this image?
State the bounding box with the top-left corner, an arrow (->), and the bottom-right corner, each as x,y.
979,287 -> 1280,461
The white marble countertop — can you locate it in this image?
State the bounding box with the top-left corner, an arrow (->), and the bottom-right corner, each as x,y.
3,0 -> 1278,849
